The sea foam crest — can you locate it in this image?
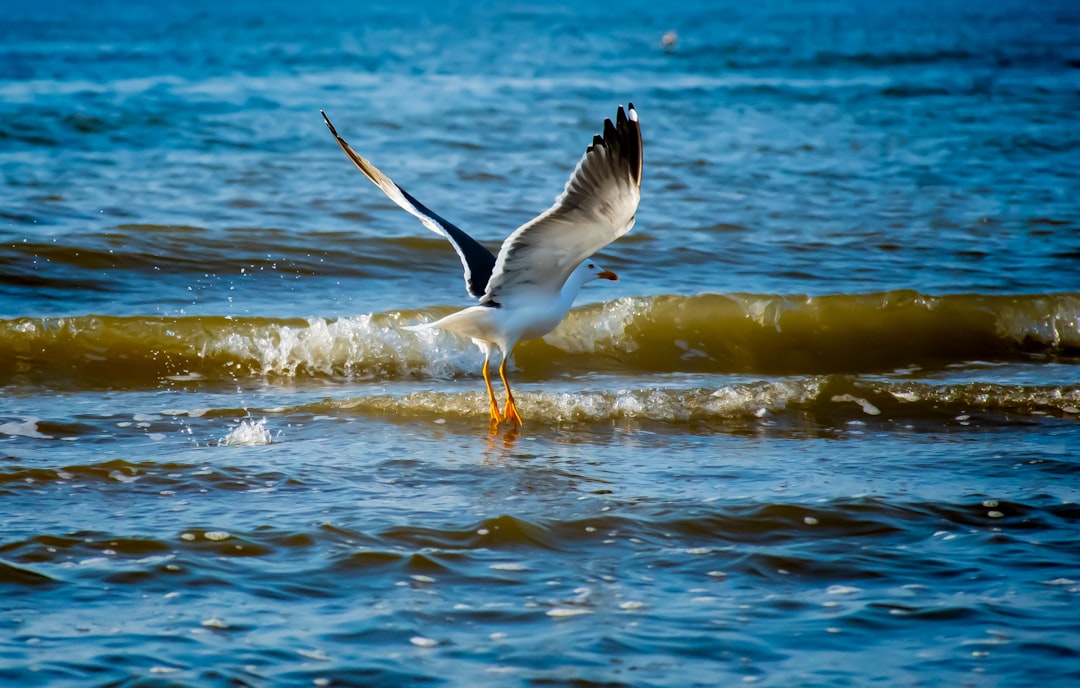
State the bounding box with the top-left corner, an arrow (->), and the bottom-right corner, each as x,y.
994,293 -> 1080,349
545,297 -> 644,354
519,378 -> 826,422
206,314 -> 482,379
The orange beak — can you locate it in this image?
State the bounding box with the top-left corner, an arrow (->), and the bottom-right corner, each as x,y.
598,270 -> 618,281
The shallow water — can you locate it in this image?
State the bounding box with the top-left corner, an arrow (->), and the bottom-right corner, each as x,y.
3,0 -> 1080,686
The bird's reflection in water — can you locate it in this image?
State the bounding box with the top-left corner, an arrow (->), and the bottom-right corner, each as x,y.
481,425 -> 523,463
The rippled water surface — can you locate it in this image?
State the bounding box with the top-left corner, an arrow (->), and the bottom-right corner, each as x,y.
3,0 -> 1080,685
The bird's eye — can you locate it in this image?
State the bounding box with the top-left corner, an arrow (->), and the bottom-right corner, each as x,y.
588,263 -> 595,269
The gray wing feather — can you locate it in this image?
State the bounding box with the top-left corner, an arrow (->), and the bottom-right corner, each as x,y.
482,104 -> 642,303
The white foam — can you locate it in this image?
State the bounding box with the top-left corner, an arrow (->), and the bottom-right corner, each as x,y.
219,418 -> 273,446
108,470 -> 139,483
161,408 -> 210,418
207,314 -> 480,379
0,417 -> 52,439
707,379 -> 823,417
544,297 -> 643,354
995,294 -> 1080,349
826,585 -> 861,595
546,607 -> 593,617
409,636 -> 438,648
297,648 -> 330,661
341,379 -> 827,424
831,394 -> 882,416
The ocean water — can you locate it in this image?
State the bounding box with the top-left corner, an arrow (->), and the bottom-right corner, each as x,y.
3,0 -> 1080,685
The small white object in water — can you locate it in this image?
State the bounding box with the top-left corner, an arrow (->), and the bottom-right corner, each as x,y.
546,607 -> 593,617
297,648 -> 330,661
831,394 -> 881,416
149,666 -> 179,674
410,636 -> 438,648
0,418 -> 52,439
826,585 -> 861,595
220,418 -> 273,446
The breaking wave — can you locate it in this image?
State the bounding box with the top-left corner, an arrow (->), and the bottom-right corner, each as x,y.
1,291 -> 1077,388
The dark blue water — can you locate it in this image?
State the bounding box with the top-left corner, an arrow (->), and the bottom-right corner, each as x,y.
2,1 -> 1080,685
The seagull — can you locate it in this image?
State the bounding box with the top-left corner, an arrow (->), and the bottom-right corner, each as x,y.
321,104 -> 642,432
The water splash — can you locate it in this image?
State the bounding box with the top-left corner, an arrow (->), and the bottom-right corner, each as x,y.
219,418 -> 273,446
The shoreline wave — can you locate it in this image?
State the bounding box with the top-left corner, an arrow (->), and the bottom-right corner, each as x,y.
2,377 -> 1077,444
266,376 -> 1080,427
1,291 -> 1077,388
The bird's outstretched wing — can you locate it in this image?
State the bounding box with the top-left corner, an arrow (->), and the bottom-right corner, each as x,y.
481,104 -> 642,305
321,110 -> 496,299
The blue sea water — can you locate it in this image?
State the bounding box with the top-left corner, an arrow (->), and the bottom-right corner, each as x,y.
2,0 -> 1080,685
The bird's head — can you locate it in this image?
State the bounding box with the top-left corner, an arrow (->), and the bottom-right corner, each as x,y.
582,260 -> 618,283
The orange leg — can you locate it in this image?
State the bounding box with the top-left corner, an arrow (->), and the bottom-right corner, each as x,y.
499,356 -> 523,428
482,357 -> 504,433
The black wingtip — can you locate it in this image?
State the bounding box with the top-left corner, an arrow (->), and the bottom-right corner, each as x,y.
583,104 -> 643,183
603,116 -> 618,141
615,102 -> 642,185
320,109 -> 338,136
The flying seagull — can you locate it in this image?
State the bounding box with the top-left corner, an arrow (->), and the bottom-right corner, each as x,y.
321,104 -> 642,432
